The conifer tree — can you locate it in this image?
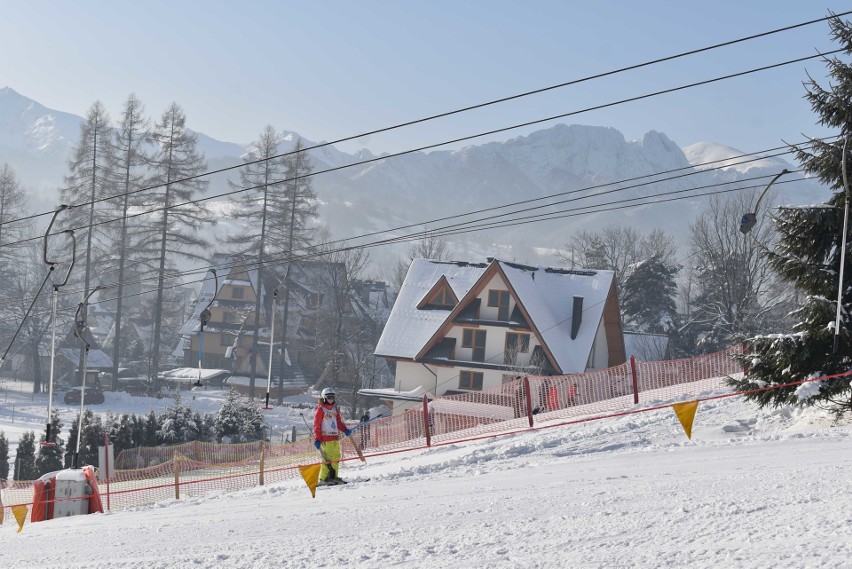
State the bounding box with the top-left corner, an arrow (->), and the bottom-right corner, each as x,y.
60,101 -> 117,322
273,139 -> 318,401
0,431 -> 9,480
215,389 -> 268,442
109,413 -> 135,454
67,409 -> 101,467
143,103 -> 214,382
35,409 -> 64,476
622,255 -> 680,334
144,409 -> 160,446
731,15 -> 852,418
109,94 -> 150,389
227,126 -> 286,396
13,431 -> 37,480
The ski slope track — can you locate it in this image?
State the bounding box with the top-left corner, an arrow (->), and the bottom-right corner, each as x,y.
2,384 -> 851,568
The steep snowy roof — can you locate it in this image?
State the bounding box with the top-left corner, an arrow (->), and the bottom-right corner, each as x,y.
500,262 -> 614,373
374,260 -> 485,359
375,259 -> 616,374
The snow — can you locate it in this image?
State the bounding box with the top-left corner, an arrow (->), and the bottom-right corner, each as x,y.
2,377 -> 852,568
682,141 -> 790,174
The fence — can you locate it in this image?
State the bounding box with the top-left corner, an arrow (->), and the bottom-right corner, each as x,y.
1,345 -> 744,521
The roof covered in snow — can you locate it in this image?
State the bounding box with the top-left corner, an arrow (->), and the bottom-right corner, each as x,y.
375,259 -> 616,374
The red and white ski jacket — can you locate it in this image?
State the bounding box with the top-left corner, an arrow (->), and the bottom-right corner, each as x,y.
313,402 -> 348,442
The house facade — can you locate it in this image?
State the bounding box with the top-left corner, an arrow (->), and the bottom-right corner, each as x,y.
368,258 -> 626,414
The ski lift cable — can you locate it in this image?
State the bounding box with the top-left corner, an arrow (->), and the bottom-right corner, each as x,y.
2,10 -> 847,231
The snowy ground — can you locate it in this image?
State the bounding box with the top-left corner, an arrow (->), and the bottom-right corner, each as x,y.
2,378 -> 851,568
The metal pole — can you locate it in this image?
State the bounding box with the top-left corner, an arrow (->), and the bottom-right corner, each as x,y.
834,137 -> 851,355
196,269 -> 217,390
263,288 -> 278,409
72,286 -> 99,468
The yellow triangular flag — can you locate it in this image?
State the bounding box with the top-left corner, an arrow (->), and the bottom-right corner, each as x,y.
672,400 -> 699,439
298,463 -> 322,498
12,505 -> 28,533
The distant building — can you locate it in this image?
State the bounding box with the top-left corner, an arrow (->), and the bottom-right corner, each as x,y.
365,258 -> 626,415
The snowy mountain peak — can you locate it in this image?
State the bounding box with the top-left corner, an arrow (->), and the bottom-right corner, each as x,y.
683,141 -> 791,174
0,87 -> 80,155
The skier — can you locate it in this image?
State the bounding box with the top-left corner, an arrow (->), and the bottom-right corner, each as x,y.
313,387 -> 352,485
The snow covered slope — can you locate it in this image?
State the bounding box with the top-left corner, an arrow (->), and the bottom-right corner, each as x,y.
1,382 -> 850,568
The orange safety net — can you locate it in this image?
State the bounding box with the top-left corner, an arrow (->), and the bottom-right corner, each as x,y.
0,345 -> 744,519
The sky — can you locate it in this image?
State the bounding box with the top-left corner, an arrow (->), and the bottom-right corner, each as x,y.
2,378 -> 851,568
2,2 -> 852,156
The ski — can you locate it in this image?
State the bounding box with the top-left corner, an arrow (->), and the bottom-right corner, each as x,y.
317,477 -> 370,487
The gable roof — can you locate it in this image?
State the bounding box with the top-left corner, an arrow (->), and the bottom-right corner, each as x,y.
375,258 -> 619,374
374,260 -> 485,360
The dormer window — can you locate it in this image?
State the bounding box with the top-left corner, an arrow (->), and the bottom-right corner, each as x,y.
418,276 -> 458,310
431,287 -> 454,307
231,287 -> 244,299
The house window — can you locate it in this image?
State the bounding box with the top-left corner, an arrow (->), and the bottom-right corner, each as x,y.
461,328 -> 486,362
231,287 -> 244,299
220,333 -> 235,347
459,370 -> 484,391
223,311 -> 240,324
505,332 -> 530,353
488,289 -> 510,320
431,287 -> 454,307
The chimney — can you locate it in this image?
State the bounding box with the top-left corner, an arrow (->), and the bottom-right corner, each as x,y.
571,296 -> 583,339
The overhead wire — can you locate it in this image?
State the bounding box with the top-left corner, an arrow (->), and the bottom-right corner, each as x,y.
11,165 -> 814,320
1,48 -> 841,262
1,10 -> 847,231
2,19 -> 846,356
8,134 -> 829,310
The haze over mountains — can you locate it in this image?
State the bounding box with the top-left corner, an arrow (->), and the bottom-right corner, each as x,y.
0,86 -> 828,268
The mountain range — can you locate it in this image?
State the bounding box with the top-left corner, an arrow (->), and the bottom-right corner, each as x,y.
0,86 -> 829,270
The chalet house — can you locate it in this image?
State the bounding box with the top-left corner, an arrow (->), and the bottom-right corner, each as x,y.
176,257 -> 272,379
175,257 -> 392,400
367,258 -> 626,414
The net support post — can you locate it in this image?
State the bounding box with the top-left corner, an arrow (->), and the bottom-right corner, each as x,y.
259,441 -> 265,486
630,356 -> 639,405
174,451 -> 180,500
524,377 -> 534,428
422,394 -> 432,448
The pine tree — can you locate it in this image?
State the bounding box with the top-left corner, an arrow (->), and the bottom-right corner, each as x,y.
144,103 -> 214,384
730,15 -> 852,418
227,126 -> 286,396
13,431 -> 37,480
622,255 -> 680,334
109,413 -> 135,454
215,389 -> 268,443
0,431 -> 9,480
144,409 -> 160,446
273,139 -> 318,402
159,394 -> 201,444
35,409 -> 64,476
67,409 -> 102,467
60,101 -> 117,324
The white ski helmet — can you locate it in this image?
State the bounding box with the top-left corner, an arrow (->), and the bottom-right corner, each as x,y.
321,387 -> 336,400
